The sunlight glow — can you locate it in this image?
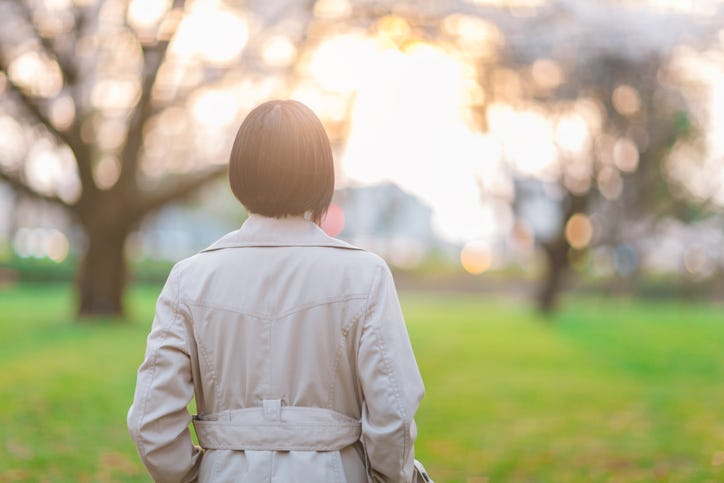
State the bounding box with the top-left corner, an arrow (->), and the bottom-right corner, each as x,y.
94,156 -> 121,189
307,34 -> 378,93
49,96 -> 75,130
313,0 -> 351,18
613,138 -> 640,172
91,79 -> 140,111
339,39 -> 503,241
612,85 -> 641,116
45,229 -> 70,262
597,166 -> 624,200
565,214 -> 594,249
442,14 -> 504,59
127,0 -> 170,30
375,15 -> 412,46
531,58 -> 564,89
668,43 -> 724,205
171,2 -> 248,65
0,116 -> 26,171
487,103 -> 558,179
96,120 -> 127,150
191,89 -> 238,127
637,0 -> 719,15
555,113 -> 590,155
24,141 -> 79,202
262,36 -> 297,68
13,227 -> 69,262
460,241 -> 493,274
463,0 -> 546,7
42,0 -> 71,8
8,52 -> 63,98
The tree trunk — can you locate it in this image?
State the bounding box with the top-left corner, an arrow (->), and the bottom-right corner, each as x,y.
77,224 -> 130,318
536,192 -> 589,314
537,237 -> 570,314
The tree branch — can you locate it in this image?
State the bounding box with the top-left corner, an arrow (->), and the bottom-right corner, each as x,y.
0,169 -> 71,208
133,164 -> 226,219
115,44 -> 170,189
1,59 -> 95,196
16,0 -> 77,85
0,61 -> 77,149
116,0 -> 187,191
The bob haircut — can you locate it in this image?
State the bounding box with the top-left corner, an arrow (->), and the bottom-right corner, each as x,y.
228,100 -> 334,225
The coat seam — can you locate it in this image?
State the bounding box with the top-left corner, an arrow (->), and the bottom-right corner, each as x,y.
326,299 -> 368,409
134,263 -> 184,457
355,265 -> 382,425
186,293 -> 368,320
277,294 -> 368,318
211,449 -> 222,480
267,316 -> 273,399
194,326 -> 224,413
369,324 -> 409,465
366,266 -> 409,473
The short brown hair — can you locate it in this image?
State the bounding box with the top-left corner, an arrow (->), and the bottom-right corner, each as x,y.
228,100 -> 334,224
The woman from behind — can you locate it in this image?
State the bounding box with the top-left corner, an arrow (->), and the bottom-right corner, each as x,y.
128,99 -> 425,482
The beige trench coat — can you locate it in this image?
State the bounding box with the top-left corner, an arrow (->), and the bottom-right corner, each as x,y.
128,215 -> 425,482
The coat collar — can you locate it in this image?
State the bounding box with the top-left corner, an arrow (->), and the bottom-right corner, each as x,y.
201,214 -> 362,252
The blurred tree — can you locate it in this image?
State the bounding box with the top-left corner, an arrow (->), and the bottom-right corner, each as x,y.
534,53 -> 694,312
0,0 -> 316,316
2,0 -> 721,318
466,2 -> 721,312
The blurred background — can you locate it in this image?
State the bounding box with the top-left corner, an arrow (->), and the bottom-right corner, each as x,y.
1,0 -> 723,481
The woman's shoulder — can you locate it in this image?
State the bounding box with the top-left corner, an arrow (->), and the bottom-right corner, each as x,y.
323,241 -> 390,270
166,220 -> 397,288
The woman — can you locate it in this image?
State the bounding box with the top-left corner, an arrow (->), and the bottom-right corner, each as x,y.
128,100 -> 425,482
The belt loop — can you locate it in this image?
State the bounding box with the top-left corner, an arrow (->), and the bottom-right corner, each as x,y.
262,399 -> 282,422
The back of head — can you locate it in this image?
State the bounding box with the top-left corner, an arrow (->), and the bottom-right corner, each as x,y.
228,100 -> 335,225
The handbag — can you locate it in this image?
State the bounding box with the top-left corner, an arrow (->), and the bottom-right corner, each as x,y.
413,459 -> 433,482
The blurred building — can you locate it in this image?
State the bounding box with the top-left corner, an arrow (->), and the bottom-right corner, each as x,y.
332,182 -> 441,268
512,178 -> 564,243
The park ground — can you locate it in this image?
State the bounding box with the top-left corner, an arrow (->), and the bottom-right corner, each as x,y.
1,283 -> 724,482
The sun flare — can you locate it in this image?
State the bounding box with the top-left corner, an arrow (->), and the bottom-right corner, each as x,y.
304,36 -> 509,242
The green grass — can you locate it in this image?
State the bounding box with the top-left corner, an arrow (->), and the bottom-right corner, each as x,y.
1,284 -> 723,482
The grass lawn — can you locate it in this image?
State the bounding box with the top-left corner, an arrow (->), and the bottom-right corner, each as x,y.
1,283 -> 723,482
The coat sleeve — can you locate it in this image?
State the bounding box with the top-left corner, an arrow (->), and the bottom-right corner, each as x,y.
357,264 -> 425,482
127,263 -> 202,483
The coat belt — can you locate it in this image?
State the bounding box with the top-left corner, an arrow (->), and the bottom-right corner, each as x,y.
192,399 -> 361,451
